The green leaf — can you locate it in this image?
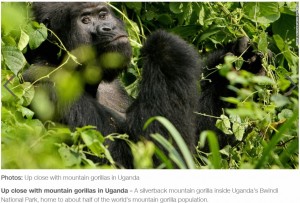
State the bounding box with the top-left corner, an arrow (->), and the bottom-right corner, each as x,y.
198,29 -> 220,42
198,5 -> 205,26
28,23 -> 48,50
125,2 -> 142,14
221,97 -> 240,104
251,75 -> 275,85
272,13 -> 296,47
199,131 -> 222,169
273,34 -> 285,50
81,129 -> 105,157
243,2 -> 280,25
257,32 -> 268,53
21,82 -> 35,106
216,115 -> 233,135
273,34 -> 298,74
232,123 -> 245,141
2,46 -> 27,75
169,2 -> 184,14
170,25 -> 202,39
17,106 -> 34,119
157,14 -> 173,26
145,116 -> 195,169
58,145 -> 81,167
151,133 -> 186,169
271,94 -> 290,108
145,10 -> 156,21
278,109 -> 293,120
18,30 -> 30,51
131,141 -> 155,169
255,110 -> 298,168
230,115 -> 245,141
1,3 -> 27,35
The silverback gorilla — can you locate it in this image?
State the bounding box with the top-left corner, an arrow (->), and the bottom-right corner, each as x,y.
23,2 -> 262,168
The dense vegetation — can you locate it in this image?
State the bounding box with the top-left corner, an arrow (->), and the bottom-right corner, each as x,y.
1,2 -> 298,169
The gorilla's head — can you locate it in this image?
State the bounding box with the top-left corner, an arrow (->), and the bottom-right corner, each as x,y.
32,2 -> 132,81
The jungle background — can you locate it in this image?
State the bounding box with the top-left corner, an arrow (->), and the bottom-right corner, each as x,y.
1,2 -> 299,169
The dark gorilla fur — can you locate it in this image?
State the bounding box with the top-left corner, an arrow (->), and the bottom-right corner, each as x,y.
24,2 -> 132,136
23,2 -> 262,168
126,31 -> 200,165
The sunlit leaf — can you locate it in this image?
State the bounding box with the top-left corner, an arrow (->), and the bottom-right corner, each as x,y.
216,115 -> 233,135
243,2 -> 280,25
58,145 -> 81,167
2,46 -> 27,75
18,30 -> 29,51
28,23 -> 48,49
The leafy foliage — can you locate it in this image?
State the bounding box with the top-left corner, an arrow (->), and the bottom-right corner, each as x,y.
1,2 -> 298,169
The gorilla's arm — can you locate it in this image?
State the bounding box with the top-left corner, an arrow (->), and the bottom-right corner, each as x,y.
126,30 -> 201,161
22,64 -> 125,135
23,63 -> 133,168
97,79 -> 133,119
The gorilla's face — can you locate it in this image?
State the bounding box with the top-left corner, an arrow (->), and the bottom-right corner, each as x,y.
33,2 -> 132,80
70,3 -> 131,54
77,4 -> 128,45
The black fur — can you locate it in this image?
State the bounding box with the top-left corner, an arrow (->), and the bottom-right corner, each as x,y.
23,2 -> 133,167
23,2 -> 262,168
126,31 -> 201,165
23,2 -> 132,131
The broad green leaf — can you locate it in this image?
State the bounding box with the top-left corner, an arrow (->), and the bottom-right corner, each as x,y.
257,32 -> 268,53
169,2 -> 184,14
28,23 -> 48,49
2,35 -> 17,46
278,109 -> 293,120
216,115 -> 233,135
243,2 -> 280,25
251,75 -> 275,85
125,2 -> 142,14
18,30 -> 29,51
81,130 -> 105,157
273,34 -> 298,74
17,106 -> 34,119
157,14 -> 173,26
2,46 -> 27,75
271,94 -> 290,108
58,145 -> 81,167
198,29 -> 220,42
232,123 -> 245,141
21,82 -> 35,106
170,25 -> 202,39
145,11 -> 156,21
226,71 -> 249,85
273,34 -> 285,50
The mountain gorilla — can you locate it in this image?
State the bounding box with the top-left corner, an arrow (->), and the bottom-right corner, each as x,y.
23,2 -> 261,168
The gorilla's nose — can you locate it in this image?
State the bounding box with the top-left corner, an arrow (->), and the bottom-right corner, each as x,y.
97,24 -> 113,33
101,26 -> 112,32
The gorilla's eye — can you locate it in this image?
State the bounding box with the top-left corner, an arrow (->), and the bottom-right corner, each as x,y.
81,16 -> 91,24
99,11 -> 108,20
